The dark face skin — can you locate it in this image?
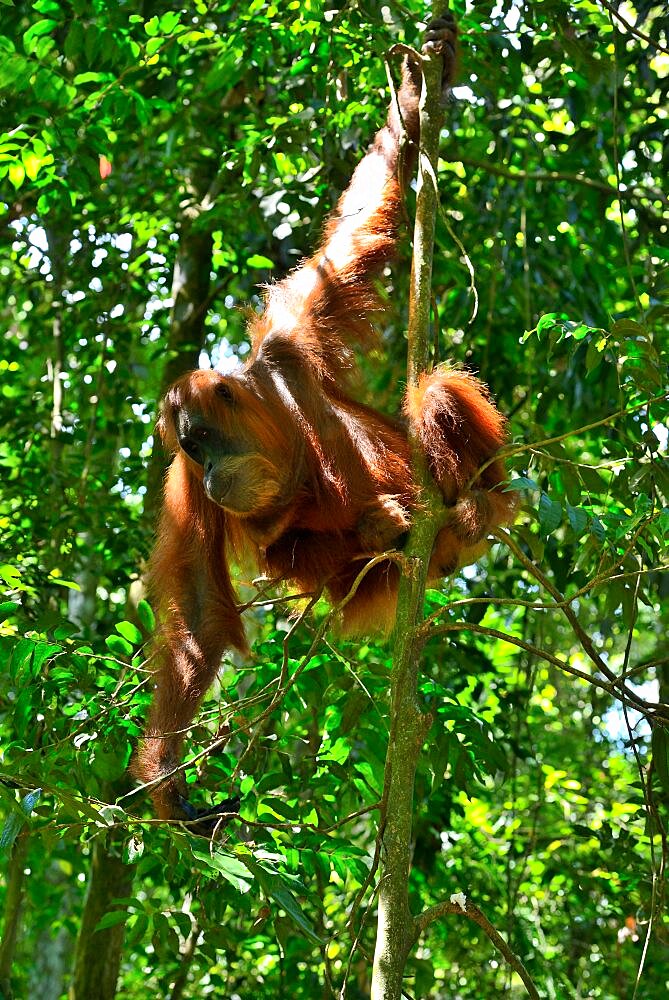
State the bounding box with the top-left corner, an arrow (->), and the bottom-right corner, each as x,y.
172,374 -> 301,518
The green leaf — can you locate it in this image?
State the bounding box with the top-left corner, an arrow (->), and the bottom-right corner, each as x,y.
90,740 -> 132,781
19,789 -> 40,817
126,913 -> 150,947
318,736 -> 350,764
536,313 -> 559,335
64,21 -> 84,60
115,620 -> 143,645
22,151 -> 41,181
0,789 -> 41,850
353,761 -> 381,796
146,37 -> 164,57
590,516 -> 606,542
566,503 -> 588,537
159,11 -> 181,33
560,463 -> 582,504
0,811 -> 24,850
105,634 -> 134,657
47,574 -> 81,591
246,254 -> 274,269
538,493 -> 562,534
31,642 -> 62,675
8,162 -> 24,189
73,72 -> 115,86
508,476 -> 539,492
611,319 -> 646,337
191,847 -> 254,893
136,600 -> 155,632
23,19 -> 57,47
290,56 -> 312,77
248,860 -> 322,943
9,638 -> 35,680
124,835 -> 145,864
94,910 -> 129,932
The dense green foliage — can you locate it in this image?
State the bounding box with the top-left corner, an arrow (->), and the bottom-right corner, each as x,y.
1,1 -> 667,997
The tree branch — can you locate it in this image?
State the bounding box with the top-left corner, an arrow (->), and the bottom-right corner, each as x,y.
371,8 -> 450,996
454,155 -> 667,206
415,896 -> 540,1000
0,830 -> 29,998
596,0 -> 669,54
494,526 -> 663,707
424,619 -> 667,716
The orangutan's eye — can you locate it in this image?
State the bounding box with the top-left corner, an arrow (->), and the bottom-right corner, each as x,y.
215,382 -> 233,401
179,437 -> 202,464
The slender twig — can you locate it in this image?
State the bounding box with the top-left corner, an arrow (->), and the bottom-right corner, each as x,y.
169,919 -> 202,1000
339,878 -> 383,1000
471,393 -> 669,487
596,0 -> 669,53
503,393 -> 669,459
495,527 -> 668,712
422,558 -> 668,629
438,203 -> 479,324
621,558 -> 660,1000
424,620 -> 668,718
496,527 -> 616,675
455,156 -> 667,206
122,550 -> 407,806
235,802 -> 381,836
414,896 -> 540,999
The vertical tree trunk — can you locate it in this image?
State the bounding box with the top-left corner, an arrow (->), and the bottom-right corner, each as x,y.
169,922 -> 201,1000
144,82 -> 247,520
370,10 -> 448,998
144,199 -> 215,520
370,524 -> 439,998
0,830 -> 30,999
69,833 -> 134,1000
45,201 -> 138,1000
67,149 -> 219,999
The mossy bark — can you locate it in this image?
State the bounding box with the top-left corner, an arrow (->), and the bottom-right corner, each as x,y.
370,15 -> 449,1000
0,830 -> 30,999
69,832 -> 134,1000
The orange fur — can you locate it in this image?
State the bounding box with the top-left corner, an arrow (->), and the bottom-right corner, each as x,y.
135,16 -> 515,820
